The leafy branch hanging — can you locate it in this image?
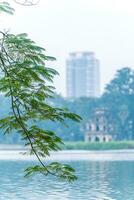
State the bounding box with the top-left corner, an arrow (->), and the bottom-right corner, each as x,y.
0,4 -> 82,181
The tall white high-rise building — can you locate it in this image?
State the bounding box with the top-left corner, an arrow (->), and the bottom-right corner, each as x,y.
66,52 -> 100,98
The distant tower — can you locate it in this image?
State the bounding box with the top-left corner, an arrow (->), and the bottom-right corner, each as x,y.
85,109 -> 113,142
66,52 -> 100,98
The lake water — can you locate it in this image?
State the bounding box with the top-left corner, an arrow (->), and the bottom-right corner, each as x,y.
1,159 -> 134,200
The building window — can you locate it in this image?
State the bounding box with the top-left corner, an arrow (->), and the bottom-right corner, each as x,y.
95,136 -> 100,142
96,125 -> 99,131
103,137 -> 106,142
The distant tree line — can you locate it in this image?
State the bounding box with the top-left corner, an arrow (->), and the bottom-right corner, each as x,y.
0,67 -> 134,143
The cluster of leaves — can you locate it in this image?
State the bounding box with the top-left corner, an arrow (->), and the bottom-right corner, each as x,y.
102,67 -> 134,140
0,2 -> 14,14
0,3 -> 81,181
25,162 -> 76,182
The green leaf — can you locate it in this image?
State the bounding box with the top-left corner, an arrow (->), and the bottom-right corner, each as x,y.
0,32 -> 81,182
0,2 -> 14,15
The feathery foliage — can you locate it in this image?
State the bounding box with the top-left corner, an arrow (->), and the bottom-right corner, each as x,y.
0,2 -> 14,14
0,2 -> 81,181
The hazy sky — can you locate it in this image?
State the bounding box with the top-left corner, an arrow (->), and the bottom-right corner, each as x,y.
1,0 -> 134,96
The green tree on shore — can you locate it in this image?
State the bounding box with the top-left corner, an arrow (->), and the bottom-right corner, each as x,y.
103,67 -> 134,140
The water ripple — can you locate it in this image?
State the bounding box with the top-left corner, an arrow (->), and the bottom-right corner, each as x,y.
0,160 -> 134,199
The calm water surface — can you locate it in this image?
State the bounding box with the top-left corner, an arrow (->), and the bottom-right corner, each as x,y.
0,160 -> 134,200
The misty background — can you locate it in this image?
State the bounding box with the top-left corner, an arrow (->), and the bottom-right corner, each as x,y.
1,0 -> 134,96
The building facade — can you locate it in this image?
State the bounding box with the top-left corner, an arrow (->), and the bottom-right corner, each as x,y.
84,109 -> 113,142
66,52 -> 100,98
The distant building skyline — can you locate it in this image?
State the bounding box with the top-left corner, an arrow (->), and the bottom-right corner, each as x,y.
66,51 -> 100,98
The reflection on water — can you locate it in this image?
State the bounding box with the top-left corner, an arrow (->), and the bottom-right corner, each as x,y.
0,160 -> 134,199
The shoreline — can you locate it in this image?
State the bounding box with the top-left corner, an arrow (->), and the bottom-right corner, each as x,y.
0,149 -> 134,161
